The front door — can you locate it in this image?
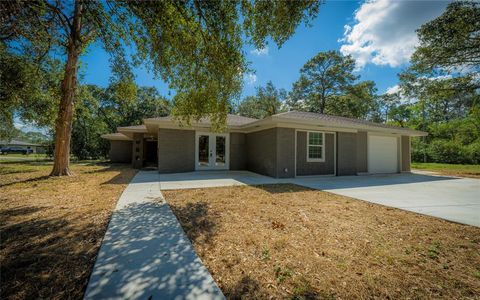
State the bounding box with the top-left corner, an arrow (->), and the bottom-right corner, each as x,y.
195,132 -> 229,170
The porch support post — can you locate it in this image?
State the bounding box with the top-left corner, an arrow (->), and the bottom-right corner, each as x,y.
132,133 -> 144,169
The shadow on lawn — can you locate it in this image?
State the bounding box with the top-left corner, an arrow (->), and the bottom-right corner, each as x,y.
0,206 -> 45,223
0,159 -> 52,166
0,206 -> 106,300
253,183 -> 314,194
224,276 -> 262,299
168,201 -> 218,246
80,163 -> 135,185
0,175 -> 51,188
0,168 -> 38,176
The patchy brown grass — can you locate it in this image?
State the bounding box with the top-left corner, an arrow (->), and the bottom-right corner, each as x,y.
0,161 -> 136,300
164,184 -> 480,299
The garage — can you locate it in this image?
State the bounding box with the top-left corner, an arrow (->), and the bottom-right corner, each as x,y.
368,135 -> 398,174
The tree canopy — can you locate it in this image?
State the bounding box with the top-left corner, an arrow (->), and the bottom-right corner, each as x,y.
237,81 -> 286,119
385,1 -> 480,164
289,51 -> 358,114
0,0 -> 322,175
411,1 -> 480,74
287,50 -> 378,119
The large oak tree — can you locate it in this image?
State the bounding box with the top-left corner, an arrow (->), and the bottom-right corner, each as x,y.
0,0 -> 321,175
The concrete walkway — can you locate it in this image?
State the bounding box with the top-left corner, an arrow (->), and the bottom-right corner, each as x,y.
84,171 -> 224,300
159,170 -> 279,190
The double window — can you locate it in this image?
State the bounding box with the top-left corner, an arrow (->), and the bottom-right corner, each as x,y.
307,131 -> 325,162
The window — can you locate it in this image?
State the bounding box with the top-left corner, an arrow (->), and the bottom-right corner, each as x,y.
307,131 -> 325,162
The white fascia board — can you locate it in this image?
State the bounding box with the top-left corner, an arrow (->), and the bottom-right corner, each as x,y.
100,133 -> 132,141
266,116 -> 427,137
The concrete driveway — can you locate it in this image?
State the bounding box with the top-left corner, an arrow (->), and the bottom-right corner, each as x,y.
294,173 -> 480,227
158,171 -> 480,227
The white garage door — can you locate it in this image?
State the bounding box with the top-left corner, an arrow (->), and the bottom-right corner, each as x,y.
368,135 -> 398,174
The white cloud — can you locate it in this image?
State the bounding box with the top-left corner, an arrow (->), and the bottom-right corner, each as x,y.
13,117 -> 48,134
244,73 -> 257,85
340,0 -> 449,68
385,85 -> 400,95
250,46 -> 269,56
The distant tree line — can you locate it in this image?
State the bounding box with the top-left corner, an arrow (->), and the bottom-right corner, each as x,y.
235,2 -> 480,164
2,74 -> 171,160
69,84 -> 170,160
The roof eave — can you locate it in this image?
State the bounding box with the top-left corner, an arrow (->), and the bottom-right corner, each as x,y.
245,115 -> 427,136
145,118 -> 249,130
100,133 -> 132,141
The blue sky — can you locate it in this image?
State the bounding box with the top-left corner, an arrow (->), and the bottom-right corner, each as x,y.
80,0 -> 449,100
18,0 -> 450,133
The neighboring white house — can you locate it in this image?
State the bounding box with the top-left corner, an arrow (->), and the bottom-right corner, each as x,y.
0,139 -> 47,154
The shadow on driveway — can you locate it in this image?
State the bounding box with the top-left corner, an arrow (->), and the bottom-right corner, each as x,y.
291,173 -> 460,190
154,170 -> 461,191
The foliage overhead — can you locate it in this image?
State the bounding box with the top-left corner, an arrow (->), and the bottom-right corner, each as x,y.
387,1 -> 480,164
0,44 -> 62,139
411,1 -> 480,74
0,0 -> 322,126
0,0 -> 322,175
237,81 -> 287,119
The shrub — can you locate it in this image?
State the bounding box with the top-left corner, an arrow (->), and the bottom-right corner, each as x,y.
465,140 -> 480,164
412,138 -> 429,162
426,139 -> 466,164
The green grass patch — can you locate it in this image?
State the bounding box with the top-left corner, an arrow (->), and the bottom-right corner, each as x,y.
474,270 -> 480,280
275,265 -> 293,283
261,245 -> 271,261
427,241 -> 441,260
411,162 -> 480,177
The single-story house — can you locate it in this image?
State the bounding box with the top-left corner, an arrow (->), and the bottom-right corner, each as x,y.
101,111 -> 427,177
0,139 -> 46,154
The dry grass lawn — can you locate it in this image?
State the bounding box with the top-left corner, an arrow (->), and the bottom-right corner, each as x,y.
164,184 -> 480,299
0,161 -> 136,300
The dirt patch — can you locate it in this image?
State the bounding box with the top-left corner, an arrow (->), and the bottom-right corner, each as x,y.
164,184 -> 480,299
0,161 -> 136,300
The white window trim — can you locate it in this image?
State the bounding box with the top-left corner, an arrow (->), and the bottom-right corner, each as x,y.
306,131 -> 325,162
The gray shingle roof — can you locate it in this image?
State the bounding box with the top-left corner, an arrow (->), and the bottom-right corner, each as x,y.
0,139 -> 41,146
272,111 -> 425,135
148,114 -> 258,127
117,124 -> 147,131
100,133 -> 132,141
138,111 -> 425,135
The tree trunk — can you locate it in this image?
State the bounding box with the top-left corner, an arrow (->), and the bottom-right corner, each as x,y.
50,43 -> 79,176
320,97 -> 325,114
50,0 -> 82,176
